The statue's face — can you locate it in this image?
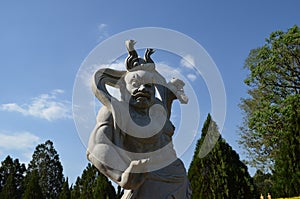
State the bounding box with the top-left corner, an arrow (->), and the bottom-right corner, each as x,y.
124,70 -> 156,109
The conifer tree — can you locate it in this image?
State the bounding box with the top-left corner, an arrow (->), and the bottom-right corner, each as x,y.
188,114 -> 256,198
23,170 -> 44,199
27,140 -> 64,199
59,178 -> 71,199
71,163 -> 116,199
0,156 -> 26,198
0,174 -> 17,199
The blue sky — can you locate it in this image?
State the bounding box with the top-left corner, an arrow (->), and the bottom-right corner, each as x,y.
1,1 -> 300,184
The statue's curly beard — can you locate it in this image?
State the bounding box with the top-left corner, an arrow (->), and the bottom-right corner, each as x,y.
129,92 -> 155,109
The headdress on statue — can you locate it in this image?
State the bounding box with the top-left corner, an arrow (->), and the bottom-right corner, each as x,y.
92,40 -> 187,119
125,40 -> 156,71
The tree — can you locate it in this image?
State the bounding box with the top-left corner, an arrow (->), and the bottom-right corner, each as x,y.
239,25 -> 300,196
271,96 -> 300,197
59,178 -> 71,199
116,185 -> 124,199
26,140 -> 64,199
71,163 -> 116,199
188,114 -> 256,199
0,156 -> 26,198
253,170 -> 272,197
0,174 -> 17,199
23,170 -> 44,199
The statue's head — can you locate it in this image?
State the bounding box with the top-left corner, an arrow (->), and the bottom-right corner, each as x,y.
93,39 -> 187,120
120,64 -> 165,109
118,40 -> 166,109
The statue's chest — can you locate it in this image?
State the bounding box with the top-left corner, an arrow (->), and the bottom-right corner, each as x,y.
117,119 -> 174,153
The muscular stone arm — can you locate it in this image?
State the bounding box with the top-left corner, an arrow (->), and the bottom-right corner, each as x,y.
87,106 -> 124,182
87,106 -> 148,189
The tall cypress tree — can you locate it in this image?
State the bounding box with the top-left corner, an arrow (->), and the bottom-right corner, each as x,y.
0,156 -> 26,198
188,114 -> 256,199
71,163 -> 116,199
59,178 -> 71,199
0,174 -> 17,199
23,170 -> 44,199
27,140 -> 64,199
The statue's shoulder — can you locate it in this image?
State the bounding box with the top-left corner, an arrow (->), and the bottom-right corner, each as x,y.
96,106 -> 113,123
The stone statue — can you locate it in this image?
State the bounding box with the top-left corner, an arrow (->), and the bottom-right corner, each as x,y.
87,40 -> 191,198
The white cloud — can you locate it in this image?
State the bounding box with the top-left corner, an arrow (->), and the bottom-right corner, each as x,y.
97,23 -> 109,42
0,131 -> 41,164
0,131 -> 40,163
156,62 -> 182,81
187,73 -> 197,81
180,54 -> 195,69
0,89 -> 72,121
0,131 -> 40,150
81,62 -> 125,89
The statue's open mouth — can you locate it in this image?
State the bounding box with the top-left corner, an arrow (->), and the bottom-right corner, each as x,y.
134,92 -> 151,100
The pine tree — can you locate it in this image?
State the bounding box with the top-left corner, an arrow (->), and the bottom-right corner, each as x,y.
23,170 -> 44,199
0,174 -> 17,199
0,156 -> 26,198
59,178 -> 71,199
71,163 -> 116,199
27,140 -> 64,199
70,177 -> 81,199
188,114 -> 256,199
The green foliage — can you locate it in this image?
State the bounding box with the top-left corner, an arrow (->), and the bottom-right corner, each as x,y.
59,178 -> 71,199
71,163 -> 116,199
0,174 -> 17,199
23,170 -> 44,199
188,114 -> 256,199
272,95 -> 300,197
0,156 -> 26,199
240,25 -> 300,170
253,170 -> 272,196
26,140 -> 64,199
240,25 -> 300,197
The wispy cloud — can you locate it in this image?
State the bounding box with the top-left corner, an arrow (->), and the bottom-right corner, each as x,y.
0,131 -> 40,150
0,89 -> 72,121
187,73 -> 197,81
180,54 -> 195,69
0,131 -> 40,162
156,62 -> 182,81
81,62 -> 125,89
97,23 -> 109,42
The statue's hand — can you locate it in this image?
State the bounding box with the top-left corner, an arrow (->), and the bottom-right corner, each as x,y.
127,158 -> 149,173
119,158 -> 149,189
167,78 -> 189,104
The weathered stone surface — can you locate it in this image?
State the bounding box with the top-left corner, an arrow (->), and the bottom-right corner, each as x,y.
87,40 -> 191,198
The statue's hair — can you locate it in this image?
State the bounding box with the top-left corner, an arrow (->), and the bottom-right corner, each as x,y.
127,63 -> 155,72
